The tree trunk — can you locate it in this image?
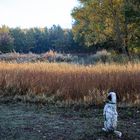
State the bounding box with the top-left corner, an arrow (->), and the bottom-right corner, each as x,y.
124,0 -> 131,61
109,0 -> 124,53
109,0 -> 131,60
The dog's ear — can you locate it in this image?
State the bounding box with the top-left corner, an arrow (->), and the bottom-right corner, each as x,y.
107,94 -> 112,101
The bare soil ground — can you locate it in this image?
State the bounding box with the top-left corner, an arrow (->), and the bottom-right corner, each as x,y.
0,103 -> 140,140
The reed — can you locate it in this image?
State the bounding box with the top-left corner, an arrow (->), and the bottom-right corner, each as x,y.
0,62 -> 140,105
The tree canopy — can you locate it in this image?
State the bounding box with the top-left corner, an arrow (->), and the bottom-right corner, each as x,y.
72,0 -> 140,55
0,25 -> 14,53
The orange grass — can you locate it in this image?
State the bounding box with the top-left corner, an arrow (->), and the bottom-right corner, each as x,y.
0,62 -> 140,105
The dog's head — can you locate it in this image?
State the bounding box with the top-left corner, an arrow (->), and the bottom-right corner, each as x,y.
107,92 -> 117,104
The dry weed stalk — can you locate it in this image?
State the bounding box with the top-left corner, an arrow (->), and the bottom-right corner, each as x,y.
0,62 -> 140,105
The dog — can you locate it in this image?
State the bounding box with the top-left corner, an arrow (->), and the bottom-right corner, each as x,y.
102,92 -> 122,138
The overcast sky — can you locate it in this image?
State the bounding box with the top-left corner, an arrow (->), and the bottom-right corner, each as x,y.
0,0 -> 78,29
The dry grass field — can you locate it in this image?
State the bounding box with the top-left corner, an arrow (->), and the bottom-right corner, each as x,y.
0,62 -> 140,106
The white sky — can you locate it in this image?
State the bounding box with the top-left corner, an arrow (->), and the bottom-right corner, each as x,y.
0,0 -> 78,29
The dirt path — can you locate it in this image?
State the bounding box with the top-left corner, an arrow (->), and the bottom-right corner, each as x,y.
0,103 -> 140,140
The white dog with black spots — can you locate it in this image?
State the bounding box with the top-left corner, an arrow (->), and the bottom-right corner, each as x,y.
102,92 -> 122,138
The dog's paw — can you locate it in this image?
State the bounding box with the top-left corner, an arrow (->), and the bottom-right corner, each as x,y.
102,128 -> 108,132
114,130 -> 122,138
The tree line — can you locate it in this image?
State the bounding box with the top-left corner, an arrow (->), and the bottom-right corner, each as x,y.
0,25 -> 89,53
0,0 -> 139,55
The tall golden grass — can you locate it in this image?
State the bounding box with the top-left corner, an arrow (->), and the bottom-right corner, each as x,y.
0,62 -> 140,106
